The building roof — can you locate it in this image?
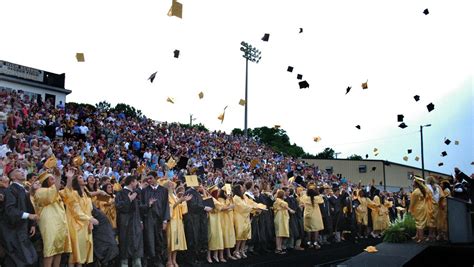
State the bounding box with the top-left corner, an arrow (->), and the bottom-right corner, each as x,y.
302,158 -> 451,177
0,74 -> 72,95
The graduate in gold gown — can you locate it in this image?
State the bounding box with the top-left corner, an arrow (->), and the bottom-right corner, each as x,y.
355,190 -> 371,238
206,186 -> 228,264
217,188 -> 237,261
426,176 -> 442,242
409,177 -> 428,243
97,184 -> 117,229
165,182 -> 191,267
61,169 -> 99,266
437,180 -> 451,241
232,184 -> 255,259
273,190 -> 294,254
33,169 -> 71,267
367,195 -> 390,237
299,183 -> 324,249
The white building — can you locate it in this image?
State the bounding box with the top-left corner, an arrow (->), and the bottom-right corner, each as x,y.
0,60 -> 71,106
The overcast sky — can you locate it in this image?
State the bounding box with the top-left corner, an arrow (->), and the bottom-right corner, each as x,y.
1,0 -> 473,175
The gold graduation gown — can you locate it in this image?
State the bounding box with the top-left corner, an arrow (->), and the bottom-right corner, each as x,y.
409,188 -> 428,230
208,198 -> 224,251
355,196 -> 370,226
218,197 -> 236,248
167,193 -> 188,252
300,195 -> 324,232
97,195 -> 117,229
34,186 -> 71,257
60,188 -> 94,264
437,188 -> 450,232
427,185 -> 440,228
233,195 -> 253,241
273,198 -> 290,238
368,196 -> 389,231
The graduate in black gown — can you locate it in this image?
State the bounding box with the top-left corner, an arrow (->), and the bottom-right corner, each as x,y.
329,186 -> 344,243
3,169 -> 38,267
256,186 -> 275,253
91,205 -> 119,266
183,179 -> 211,264
319,187 -> 333,245
115,175 -> 144,267
140,173 -> 170,267
0,175 -> 9,265
285,188 -> 304,250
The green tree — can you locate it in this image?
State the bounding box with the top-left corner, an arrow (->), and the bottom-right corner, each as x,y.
112,103 -> 142,119
314,147 -> 336,159
95,101 -> 111,112
347,154 -> 363,160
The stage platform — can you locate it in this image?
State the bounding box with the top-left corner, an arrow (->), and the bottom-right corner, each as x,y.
339,241 -> 474,267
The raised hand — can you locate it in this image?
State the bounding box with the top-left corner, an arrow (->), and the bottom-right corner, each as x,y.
128,192 -> 138,201
149,197 -> 157,207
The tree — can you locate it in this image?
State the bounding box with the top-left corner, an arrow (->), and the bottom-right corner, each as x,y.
95,101 -> 111,112
112,103 -> 142,119
314,147 -> 336,159
347,154 -> 363,160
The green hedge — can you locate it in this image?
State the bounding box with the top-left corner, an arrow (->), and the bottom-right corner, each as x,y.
383,213 -> 416,243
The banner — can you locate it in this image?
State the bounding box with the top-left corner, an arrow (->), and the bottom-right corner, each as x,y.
0,60 -> 44,82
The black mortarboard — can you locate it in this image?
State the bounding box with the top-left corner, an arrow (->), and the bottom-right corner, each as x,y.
346,86 -> 351,95
414,95 -> 420,102
148,71 -> 157,83
173,49 -> 180,58
365,154 -> 369,159
438,162 -> 444,166
441,151 -> 447,157
196,166 -> 205,176
372,167 -> 376,171
299,80 -> 309,89
287,66 -> 294,72
213,158 -> 224,169
423,8 -> 429,15
444,139 -> 451,145
299,28 -> 303,33
399,122 -> 408,129
262,33 -> 270,42
427,102 -> 435,112
177,156 -> 188,170
407,149 -> 412,154
297,74 -> 303,80
397,114 -> 404,122
287,170 -> 294,179
356,125 -> 361,130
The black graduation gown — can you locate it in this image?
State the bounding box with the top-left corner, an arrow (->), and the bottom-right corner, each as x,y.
0,187 -> 8,264
140,185 -> 170,262
115,187 -> 144,260
329,195 -> 344,232
183,188 -> 207,254
286,196 -> 304,241
2,183 -> 38,266
320,196 -> 333,235
91,206 -> 119,264
257,193 -> 275,247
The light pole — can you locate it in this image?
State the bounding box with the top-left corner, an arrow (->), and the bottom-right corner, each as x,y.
335,152 -> 341,159
189,114 -> 196,126
240,41 -> 261,139
420,124 -> 431,179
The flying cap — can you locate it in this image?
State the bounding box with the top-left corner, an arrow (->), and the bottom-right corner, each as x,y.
399,122 -> 408,129
361,80 -> 368,89
346,86 -> 351,95
414,95 -> 420,102
261,33 -> 270,42
299,80 -> 309,89
168,0 -> 183,18
397,114 -> 404,122
148,72 -> 157,83
287,66 -> 294,72
173,49 -> 180,58
239,99 -> 246,106
198,91 -> 204,99
427,103 -> 435,112
423,8 -> 429,15
76,53 -> 85,62
297,74 -> 303,80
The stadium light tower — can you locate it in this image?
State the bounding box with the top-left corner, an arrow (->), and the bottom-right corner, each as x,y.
240,41 -> 261,139
420,124 -> 431,179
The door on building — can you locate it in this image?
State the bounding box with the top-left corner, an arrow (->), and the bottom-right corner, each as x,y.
45,93 -> 56,106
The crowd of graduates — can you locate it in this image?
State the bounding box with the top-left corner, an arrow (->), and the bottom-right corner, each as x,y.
0,89 -> 473,267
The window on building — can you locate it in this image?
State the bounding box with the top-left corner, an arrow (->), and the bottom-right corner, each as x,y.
359,165 -> 367,173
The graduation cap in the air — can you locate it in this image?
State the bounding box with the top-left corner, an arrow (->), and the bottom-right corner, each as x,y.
415,156 -> 420,161
455,140 -> 460,145
399,122 -> 408,129
274,125 -> 281,129
167,0 -> 183,18
299,80 -> 309,89
414,95 -> 420,102
397,114 -> 404,122
361,80 -> 368,89
423,8 -> 429,15
346,86 -> 352,95
374,152 -> 379,157
262,33 -> 270,42
403,156 -> 409,161
213,158 -> 224,169
427,103 -> 435,112
239,99 -> 246,106
166,97 -> 175,104
372,167 -> 376,171
76,53 -> 85,62
356,125 -> 361,130
218,106 -> 228,123
198,91 -> 204,99
441,151 -> 447,157
438,162 -> 444,167
365,154 -> 369,159
407,149 -> 412,154
148,72 -> 157,83
287,66 -> 294,72
313,136 -> 321,142
297,74 -> 303,80
177,156 -> 189,170
299,28 -> 303,33
444,138 -> 451,145
173,49 -> 180,58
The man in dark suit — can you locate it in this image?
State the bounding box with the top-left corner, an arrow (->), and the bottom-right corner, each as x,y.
2,169 -> 38,266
